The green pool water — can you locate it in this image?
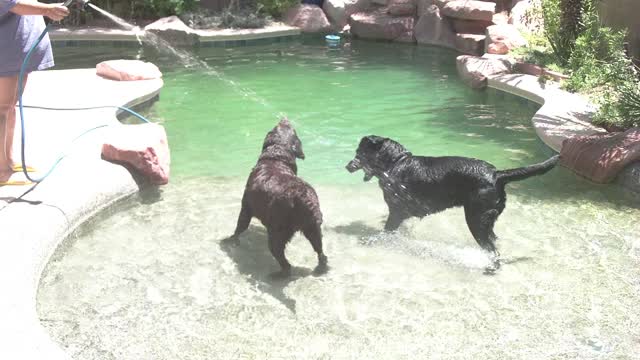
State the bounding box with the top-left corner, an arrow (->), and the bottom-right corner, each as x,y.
38,38 -> 640,359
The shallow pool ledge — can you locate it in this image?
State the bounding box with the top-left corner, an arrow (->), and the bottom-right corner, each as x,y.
0,69 -> 163,359
487,73 -> 606,152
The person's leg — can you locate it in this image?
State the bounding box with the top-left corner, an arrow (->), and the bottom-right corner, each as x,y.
0,74 -> 28,175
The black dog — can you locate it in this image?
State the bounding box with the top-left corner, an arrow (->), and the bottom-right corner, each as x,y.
346,135 -> 560,270
230,118 -> 327,275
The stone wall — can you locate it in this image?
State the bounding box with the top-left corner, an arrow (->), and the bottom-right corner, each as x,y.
598,0 -> 640,60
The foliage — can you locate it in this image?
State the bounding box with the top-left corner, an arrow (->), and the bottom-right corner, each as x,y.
517,0 -> 639,130
256,0 -> 298,18
85,0 -> 200,19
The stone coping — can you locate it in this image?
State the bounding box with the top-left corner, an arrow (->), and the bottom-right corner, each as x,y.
0,69 -> 163,359
487,73 -> 606,152
49,24 -> 301,46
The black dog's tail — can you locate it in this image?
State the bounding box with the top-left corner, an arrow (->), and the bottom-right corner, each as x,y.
496,155 -> 560,187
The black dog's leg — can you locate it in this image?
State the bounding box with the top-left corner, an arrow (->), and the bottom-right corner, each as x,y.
384,208 -> 408,231
464,203 -> 501,273
268,229 -> 293,275
232,195 -> 252,237
303,223 -> 328,274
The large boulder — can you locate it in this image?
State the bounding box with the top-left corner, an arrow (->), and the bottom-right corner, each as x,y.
485,24 -> 527,54
617,162 -> 640,195
414,4 -> 456,49
455,33 -> 485,55
387,0 -> 417,16
441,0 -> 496,22
144,16 -> 198,46
456,54 -> 512,89
560,127 -> 640,183
102,123 -> 171,185
323,0 -> 370,28
285,4 -> 332,33
96,60 -> 162,81
450,18 -> 493,34
349,11 -> 416,43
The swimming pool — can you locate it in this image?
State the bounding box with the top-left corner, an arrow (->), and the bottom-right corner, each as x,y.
38,38 -> 640,359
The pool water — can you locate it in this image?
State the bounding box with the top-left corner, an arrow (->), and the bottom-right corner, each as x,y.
38,38 -> 640,359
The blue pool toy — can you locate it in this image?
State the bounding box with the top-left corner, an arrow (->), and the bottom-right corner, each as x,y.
325,35 -> 341,47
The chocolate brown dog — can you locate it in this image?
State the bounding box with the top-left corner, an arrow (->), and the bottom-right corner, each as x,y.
230,118 -> 327,275
346,135 -> 560,271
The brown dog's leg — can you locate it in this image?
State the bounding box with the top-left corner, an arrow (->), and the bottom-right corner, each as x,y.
303,223 -> 328,274
268,229 -> 293,274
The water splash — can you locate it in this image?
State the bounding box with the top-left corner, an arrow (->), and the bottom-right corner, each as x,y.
87,3 -> 278,115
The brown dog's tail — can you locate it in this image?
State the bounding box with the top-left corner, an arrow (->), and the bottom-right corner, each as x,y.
496,155 -> 560,187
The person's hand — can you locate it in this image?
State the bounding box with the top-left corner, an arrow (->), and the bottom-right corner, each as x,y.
44,3 -> 69,21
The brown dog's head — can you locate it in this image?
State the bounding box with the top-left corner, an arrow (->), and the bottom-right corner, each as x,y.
346,135 -> 409,182
262,117 -> 305,159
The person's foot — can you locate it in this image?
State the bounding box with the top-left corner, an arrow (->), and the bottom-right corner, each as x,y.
9,164 -> 37,173
0,168 -> 32,186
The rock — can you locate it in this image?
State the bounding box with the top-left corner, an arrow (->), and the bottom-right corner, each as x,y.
485,24 -> 527,54
102,123 -> 171,185
387,0 -> 417,16
285,4 -> 332,33
349,11 -> 416,43
455,33 -> 485,55
372,0 -> 387,5
456,54 -> 511,89
323,0 -> 370,28
617,162 -> 640,195
96,60 -> 162,81
560,127 -> 640,184
441,0 -> 496,22
144,16 -> 198,46
487,42 -> 509,54
414,5 -> 456,49
450,18 -> 493,34
513,62 -> 570,81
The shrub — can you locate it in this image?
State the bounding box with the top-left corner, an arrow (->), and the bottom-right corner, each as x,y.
257,0 -> 298,18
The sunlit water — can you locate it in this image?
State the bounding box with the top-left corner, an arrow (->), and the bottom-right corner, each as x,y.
38,38 -> 640,359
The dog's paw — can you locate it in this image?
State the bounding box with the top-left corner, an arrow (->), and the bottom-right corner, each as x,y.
483,259 -> 501,275
313,261 -> 329,276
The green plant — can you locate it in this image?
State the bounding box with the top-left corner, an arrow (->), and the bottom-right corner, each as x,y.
256,0 -> 297,18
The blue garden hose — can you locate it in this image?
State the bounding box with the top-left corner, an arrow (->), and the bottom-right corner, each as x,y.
17,24 -> 152,183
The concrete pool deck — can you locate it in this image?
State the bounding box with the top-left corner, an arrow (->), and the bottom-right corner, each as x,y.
0,37 -> 635,359
0,69 -> 162,359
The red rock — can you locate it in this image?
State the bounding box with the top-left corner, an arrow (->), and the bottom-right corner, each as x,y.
285,4 -> 332,33
144,16 -> 198,46
560,127 -> 640,183
456,54 -> 511,89
102,123 -> 171,185
96,60 -> 162,82
442,0 -> 496,22
349,11 -> 416,43
415,4 -> 456,49
387,0 -> 417,16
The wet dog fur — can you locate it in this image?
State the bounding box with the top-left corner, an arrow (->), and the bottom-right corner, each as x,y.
230,118 -> 327,275
346,135 -> 560,271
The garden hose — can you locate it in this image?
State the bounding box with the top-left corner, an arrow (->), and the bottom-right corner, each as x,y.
17,24 -> 152,183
